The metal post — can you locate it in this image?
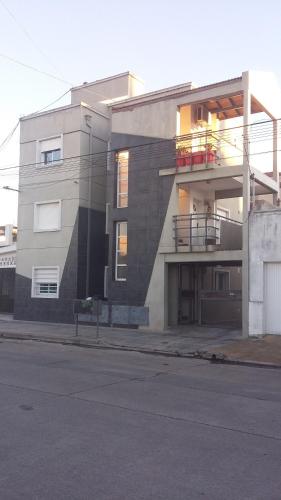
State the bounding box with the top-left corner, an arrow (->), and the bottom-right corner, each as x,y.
174,216 -> 178,252
75,313 -> 79,337
205,131 -> 208,168
205,213 -> 207,250
190,213 -> 193,251
198,292 -> 202,326
96,299 -> 100,339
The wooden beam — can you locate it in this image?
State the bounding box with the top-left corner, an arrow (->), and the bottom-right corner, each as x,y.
214,100 -> 227,120
207,102 -> 243,114
229,97 -> 241,117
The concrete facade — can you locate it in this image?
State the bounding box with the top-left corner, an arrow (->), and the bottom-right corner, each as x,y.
15,74 -> 142,323
107,71 -> 281,334
14,70 -> 281,335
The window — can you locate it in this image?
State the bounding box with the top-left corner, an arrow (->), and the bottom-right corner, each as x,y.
34,200 -> 61,232
115,221 -> 127,281
37,136 -> 63,166
215,270 -> 230,291
41,149 -> 61,165
32,266 -> 59,298
116,150 -> 129,208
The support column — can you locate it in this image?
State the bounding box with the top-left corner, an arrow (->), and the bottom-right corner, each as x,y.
273,119 -> 279,205
242,73 -> 251,338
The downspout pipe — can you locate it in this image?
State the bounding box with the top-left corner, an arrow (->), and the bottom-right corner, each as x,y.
85,114 -> 93,298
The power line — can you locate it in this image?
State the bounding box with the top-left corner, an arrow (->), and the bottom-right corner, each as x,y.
8,146 -> 281,193
0,89 -> 70,155
0,121 -> 19,152
0,0 -> 62,77
0,52 -> 71,86
1,117 -> 280,175
0,51 -> 126,104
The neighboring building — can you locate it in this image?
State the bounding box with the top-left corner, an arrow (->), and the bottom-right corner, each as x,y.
14,72 -> 144,323
0,224 -> 17,313
14,70 -> 281,336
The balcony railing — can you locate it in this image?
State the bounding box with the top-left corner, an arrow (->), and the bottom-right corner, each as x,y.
176,129 -> 243,170
173,213 -> 242,252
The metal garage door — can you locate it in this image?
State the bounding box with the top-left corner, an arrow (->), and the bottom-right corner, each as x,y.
264,262 -> 281,335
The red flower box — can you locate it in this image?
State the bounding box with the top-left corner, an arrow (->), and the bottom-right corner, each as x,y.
176,150 -> 216,168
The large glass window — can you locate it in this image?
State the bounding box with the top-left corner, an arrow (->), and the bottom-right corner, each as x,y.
116,150 -> 129,208
115,221 -> 127,281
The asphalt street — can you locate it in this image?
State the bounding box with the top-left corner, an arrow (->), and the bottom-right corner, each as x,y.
0,339 -> 281,500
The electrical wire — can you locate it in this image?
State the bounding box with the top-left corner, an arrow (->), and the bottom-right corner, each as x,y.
0,0 -> 63,76
0,89 -> 71,157
0,121 -> 19,152
1,117 -> 281,175
4,146 -> 281,194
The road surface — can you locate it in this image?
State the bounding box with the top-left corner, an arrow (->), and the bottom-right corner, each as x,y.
0,339 -> 280,499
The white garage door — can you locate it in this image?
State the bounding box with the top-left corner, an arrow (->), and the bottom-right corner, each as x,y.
264,262 -> 281,335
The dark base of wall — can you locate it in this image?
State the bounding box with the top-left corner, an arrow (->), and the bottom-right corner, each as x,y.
0,268 -> 15,313
14,274 -> 75,324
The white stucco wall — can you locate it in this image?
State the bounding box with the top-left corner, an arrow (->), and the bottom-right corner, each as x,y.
249,209 -> 281,335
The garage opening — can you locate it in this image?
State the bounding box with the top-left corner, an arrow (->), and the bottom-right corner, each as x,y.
168,262 -> 242,328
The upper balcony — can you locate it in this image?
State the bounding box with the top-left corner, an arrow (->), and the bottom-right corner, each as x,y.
173,213 -> 242,253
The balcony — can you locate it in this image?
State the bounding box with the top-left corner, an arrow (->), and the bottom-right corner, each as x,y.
173,213 -> 242,252
175,128 -> 243,172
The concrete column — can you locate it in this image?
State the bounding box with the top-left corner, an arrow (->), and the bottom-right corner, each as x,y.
273,120 -> 279,205
242,73 -> 251,338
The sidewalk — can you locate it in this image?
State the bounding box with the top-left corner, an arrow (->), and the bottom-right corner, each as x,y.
0,316 -> 280,367
0,316 -> 240,357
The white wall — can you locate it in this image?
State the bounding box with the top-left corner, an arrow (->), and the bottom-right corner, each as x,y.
249,209 -> 281,335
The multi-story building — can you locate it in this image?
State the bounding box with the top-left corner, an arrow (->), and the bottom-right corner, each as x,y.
14,70 -> 281,336
106,71 -> 281,336
14,72 -> 144,322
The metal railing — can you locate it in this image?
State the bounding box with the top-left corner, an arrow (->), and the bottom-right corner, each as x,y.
173,213 -> 242,252
175,128 -> 243,170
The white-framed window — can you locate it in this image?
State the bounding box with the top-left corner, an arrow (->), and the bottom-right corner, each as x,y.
115,221 -> 127,281
37,135 -> 63,166
34,200 -> 61,232
32,266 -> 59,298
116,150 -> 129,208
215,269 -> 230,291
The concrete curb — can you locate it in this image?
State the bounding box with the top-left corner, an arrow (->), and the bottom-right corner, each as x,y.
1,332 -> 281,368
195,351 -> 281,369
0,332 -> 194,359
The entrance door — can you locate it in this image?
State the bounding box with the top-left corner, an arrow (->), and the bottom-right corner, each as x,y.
264,262 -> 281,335
178,265 -> 195,324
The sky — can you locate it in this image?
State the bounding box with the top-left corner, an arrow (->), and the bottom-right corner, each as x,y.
0,0 -> 281,225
